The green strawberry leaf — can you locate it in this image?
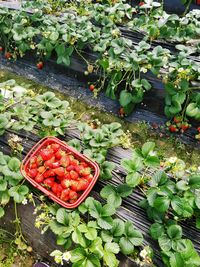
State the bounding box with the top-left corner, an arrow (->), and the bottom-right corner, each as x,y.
150,223 -> 165,240
119,237 -> 134,255
104,242 -> 120,254
142,142 -> 155,157
126,172 -> 141,187
111,219 -> 125,237
153,196 -> 170,213
8,158 -> 20,172
56,208 -> 69,226
167,225 -> 182,240
97,217 -> 113,230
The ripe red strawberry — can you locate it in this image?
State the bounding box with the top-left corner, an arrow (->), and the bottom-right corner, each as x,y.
89,84 -> 95,91
0,47 -> 3,52
55,149 -> 66,160
54,167 -> 65,177
29,156 -> 38,169
43,169 -> 55,178
28,169 -> 38,179
5,52 -> 12,59
169,125 -> 178,133
68,190 -> 78,201
77,179 -> 89,191
80,162 -> 88,168
139,1 -> 145,6
198,127 -> 200,133
40,148 -> 54,161
51,143 -> 60,152
38,166 -> 46,174
85,174 -> 94,183
70,170 -> 79,180
30,156 -> 37,164
70,159 -> 79,166
52,183 -> 63,197
36,155 -> 43,167
60,189 -> 70,201
61,179 -> 71,189
70,180 -> 78,191
181,124 -> 189,132
35,173 -> 44,183
173,116 -> 181,124
60,155 -> 70,167
80,167 -> 91,177
51,161 -> 60,169
43,178 -> 55,188
66,165 -> 74,171
74,165 -> 84,174
29,163 -> 37,169
119,107 -> 125,118
44,156 -> 55,168
62,172 -> 71,180
37,61 -> 44,70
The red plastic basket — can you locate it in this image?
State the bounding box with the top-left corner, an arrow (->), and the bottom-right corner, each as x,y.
20,137 -> 100,209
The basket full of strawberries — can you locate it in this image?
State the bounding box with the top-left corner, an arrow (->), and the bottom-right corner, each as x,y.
20,137 -> 100,208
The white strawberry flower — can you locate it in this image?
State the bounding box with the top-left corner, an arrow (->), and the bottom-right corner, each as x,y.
63,251 -> 71,262
168,157 -> 177,164
140,248 -> 148,259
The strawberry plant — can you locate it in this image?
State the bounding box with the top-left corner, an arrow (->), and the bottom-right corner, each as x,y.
186,93 -> 200,120
150,222 -> 200,267
129,2 -> 200,42
34,199 -> 144,267
0,152 -> 29,217
100,184 -> 132,208
140,164 -> 200,265
75,121 -> 129,181
121,142 -> 160,188
0,84 -> 74,137
163,44 -> 200,122
143,169 -> 200,223
79,197 -> 117,230
117,140 -> 200,267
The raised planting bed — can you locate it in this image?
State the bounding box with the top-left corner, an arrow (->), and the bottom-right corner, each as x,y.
0,75 -> 199,267
1,0 -> 199,14
0,0 -> 200,141
0,120 -> 200,267
128,0 -> 200,14
0,54 -> 199,148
